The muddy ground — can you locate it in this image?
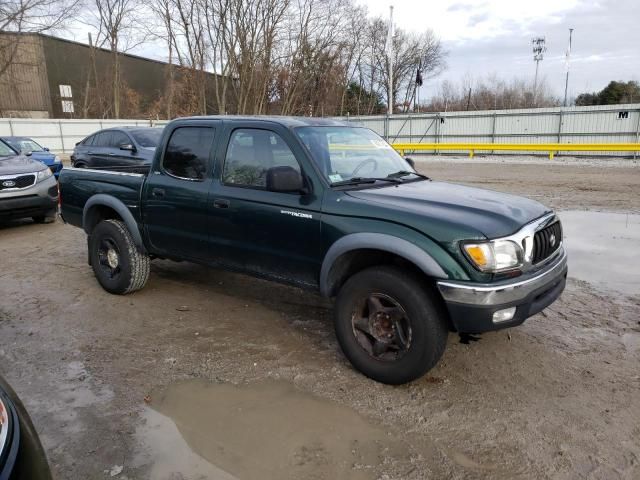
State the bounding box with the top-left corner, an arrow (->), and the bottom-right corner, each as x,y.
1,157 -> 639,479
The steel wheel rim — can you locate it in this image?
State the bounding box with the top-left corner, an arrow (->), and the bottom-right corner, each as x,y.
350,292 -> 412,362
97,237 -> 121,279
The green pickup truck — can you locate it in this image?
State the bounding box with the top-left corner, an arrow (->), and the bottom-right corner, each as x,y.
59,116 -> 567,384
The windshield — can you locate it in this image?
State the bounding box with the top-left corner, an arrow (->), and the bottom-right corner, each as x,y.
295,126 -> 412,185
0,141 -> 17,157
131,129 -> 162,148
6,138 -> 43,153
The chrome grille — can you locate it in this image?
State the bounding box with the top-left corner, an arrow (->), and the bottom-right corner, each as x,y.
0,174 -> 36,191
532,221 -> 562,264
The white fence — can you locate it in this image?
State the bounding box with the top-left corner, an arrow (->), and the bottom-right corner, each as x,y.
1,103 -> 639,156
0,118 -> 169,153
337,103 -> 640,157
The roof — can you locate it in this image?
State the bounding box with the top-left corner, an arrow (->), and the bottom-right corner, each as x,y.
100,126 -> 163,131
176,115 -> 350,128
0,32 -> 223,77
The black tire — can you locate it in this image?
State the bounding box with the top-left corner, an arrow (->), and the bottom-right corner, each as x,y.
334,265 -> 448,384
89,219 -> 150,294
32,211 -> 56,224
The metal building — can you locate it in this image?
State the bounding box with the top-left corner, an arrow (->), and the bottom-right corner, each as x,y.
0,32 -> 228,118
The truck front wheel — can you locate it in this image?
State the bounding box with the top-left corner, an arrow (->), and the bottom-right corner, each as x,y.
334,266 -> 448,384
89,219 -> 150,294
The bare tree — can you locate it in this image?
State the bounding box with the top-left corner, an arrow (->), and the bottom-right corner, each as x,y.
0,0 -> 81,80
147,0 -> 177,118
87,0 -> 145,118
142,0 -> 447,117
426,75 -> 559,112
363,20 -> 446,113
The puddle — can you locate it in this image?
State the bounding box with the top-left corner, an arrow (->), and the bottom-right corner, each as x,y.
135,380 -> 427,480
559,211 -> 640,296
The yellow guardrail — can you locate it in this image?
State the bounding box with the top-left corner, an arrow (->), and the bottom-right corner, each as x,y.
391,143 -> 640,159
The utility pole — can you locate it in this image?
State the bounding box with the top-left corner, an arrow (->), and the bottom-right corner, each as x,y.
531,37 -> 546,106
82,32 -> 93,118
563,28 -> 574,107
386,5 -> 394,115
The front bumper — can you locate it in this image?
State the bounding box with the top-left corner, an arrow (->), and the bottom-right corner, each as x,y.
437,248 -> 568,333
0,176 -> 58,220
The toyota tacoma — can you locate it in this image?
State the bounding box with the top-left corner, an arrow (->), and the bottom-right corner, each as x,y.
58,116 -> 567,384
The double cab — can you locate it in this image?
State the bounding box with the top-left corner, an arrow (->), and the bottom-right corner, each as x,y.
59,116 -> 567,384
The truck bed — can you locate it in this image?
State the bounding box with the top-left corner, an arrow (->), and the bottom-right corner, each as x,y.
58,166 -> 146,229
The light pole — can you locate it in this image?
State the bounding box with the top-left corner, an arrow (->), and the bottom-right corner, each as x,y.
563,28 -> 574,107
386,5 -> 394,116
531,37 -> 546,106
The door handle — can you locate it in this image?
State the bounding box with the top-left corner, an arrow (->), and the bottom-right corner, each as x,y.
88,151 -> 95,154
108,153 -> 115,156
152,188 -> 165,198
213,198 -> 230,209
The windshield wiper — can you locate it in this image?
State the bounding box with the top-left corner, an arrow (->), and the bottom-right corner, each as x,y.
387,170 -> 430,180
331,176 -> 403,187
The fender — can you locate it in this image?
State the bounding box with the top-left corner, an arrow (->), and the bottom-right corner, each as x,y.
82,194 -> 146,253
319,232 -> 448,297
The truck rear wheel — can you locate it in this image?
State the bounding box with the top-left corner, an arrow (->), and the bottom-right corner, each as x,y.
334,265 -> 448,384
89,219 -> 150,295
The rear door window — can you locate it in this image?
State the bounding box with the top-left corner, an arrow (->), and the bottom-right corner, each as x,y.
93,132 -> 113,148
162,127 -> 213,180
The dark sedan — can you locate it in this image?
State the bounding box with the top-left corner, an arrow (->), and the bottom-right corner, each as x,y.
0,375 -> 52,480
70,127 -> 163,172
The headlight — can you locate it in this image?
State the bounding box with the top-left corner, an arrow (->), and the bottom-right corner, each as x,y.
462,239 -> 522,272
36,168 -> 53,182
54,155 -> 61,163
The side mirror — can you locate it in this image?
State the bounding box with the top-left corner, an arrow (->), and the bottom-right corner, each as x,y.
404,157 -> 415,169
266,166 -> 306,193
43,147 -> 50,152
120,143 -> 136,152
21,149 -> 32,156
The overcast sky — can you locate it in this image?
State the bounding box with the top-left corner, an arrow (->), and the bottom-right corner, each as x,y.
363,0 -> 639,100
68,0 -> 638,102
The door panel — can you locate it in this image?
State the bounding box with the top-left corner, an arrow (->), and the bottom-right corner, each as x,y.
209,126 -> 322,287
142,124 -> 218,260
108,131 -> 136,169
88,132 -> 111,168
211,186 -> 322,286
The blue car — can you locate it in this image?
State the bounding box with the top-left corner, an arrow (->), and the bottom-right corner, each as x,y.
0,136 -> 63,178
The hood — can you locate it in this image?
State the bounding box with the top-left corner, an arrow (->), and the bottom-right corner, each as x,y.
346,180 -> 550,239
29,151 -> 56,163
0,155 -> 48,175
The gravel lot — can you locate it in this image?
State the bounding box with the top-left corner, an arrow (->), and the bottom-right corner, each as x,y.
1,157 -> 639,479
